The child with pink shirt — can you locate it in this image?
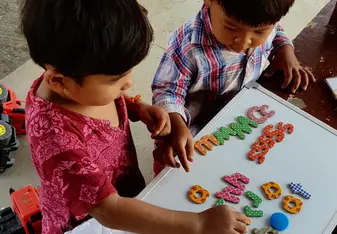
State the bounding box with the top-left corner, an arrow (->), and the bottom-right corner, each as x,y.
22,0 -> 249,233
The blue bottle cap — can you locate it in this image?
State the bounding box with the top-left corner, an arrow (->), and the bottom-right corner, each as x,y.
270,212 -> 289,231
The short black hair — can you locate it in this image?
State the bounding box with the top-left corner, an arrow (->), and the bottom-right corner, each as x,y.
21,0 -> 153,82
217,0 -> 295,27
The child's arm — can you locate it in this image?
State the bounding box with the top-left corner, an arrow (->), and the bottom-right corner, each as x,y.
265,24 -> 315,93
44,150 -> 249,233
124,93 -> 170,138
152,45 -> 195,172
89,193 -> 250,234
153,112 -> 194,173
270,24 -> 294,55
167,113 -> 194,172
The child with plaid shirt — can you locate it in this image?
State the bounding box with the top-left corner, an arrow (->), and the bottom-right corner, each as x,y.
152,0 -> 315,173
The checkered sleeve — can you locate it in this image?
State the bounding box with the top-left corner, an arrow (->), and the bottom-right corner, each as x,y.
152,35 -> 196,124
271,24 -> 294,55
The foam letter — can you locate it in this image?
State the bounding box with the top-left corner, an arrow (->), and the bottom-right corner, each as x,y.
194,135 -> 220,155
244,205 -> 264,217
230,116 -> 258,140
216,186 -> 242,204
253,226 -> 279,234
261,182 -> 282,200
247,105 -> 275,124
223,172 -> 250,191
214,127 -> 236,145
289,183 -> 311,199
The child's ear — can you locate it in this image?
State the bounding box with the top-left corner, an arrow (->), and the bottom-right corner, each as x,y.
43,65 -> 67,94
204,0 -> 212,7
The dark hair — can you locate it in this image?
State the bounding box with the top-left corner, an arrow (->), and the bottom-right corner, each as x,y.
21,0 -> 153,82
217,0 -> 295,27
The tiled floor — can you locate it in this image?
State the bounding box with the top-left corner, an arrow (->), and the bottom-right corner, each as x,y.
0,0 -> 29,79
0,0 -> 332,207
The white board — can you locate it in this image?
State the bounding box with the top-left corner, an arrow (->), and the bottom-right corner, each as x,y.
137,83 -> 337,234
70,83 -> 337,234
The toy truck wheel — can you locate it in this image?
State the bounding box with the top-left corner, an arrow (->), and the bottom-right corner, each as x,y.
9,188 -> 15,195
0,84 -> 8,104
26,222 -> 35,234
0,120 -> 12,147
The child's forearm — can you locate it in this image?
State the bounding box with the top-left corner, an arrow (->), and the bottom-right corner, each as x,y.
170,112 -> 188,130
90,195 -> 199,234
271,24 -> 293,53
123,93 -> 146,122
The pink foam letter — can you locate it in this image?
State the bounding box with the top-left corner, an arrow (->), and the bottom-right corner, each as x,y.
216,186 -> 242,204
223,172 -> 250,191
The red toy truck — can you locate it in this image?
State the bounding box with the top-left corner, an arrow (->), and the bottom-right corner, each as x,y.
0,84 -> 25,135
10,185 -> 42,234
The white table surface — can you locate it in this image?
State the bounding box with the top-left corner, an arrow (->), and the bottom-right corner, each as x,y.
69,83 -> 337,234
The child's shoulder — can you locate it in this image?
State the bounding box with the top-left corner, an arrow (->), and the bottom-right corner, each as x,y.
26,78 -> 75,129
25,79 -> 89,158
168,19 -> 195,47
166,11 -> 204,53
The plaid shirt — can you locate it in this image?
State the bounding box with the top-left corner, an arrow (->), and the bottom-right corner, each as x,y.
152,5 -> 293,134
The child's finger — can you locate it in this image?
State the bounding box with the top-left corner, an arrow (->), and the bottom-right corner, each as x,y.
151,116 -> 171,138
291,69 -> 301,93
166,114 -> 171,131
160,115 -> 171,136
235,212 -> 249,224
152,115 -> 167,136
305,67 -> 316,82
299,68 -> 309,90
164,145 -> 180,168
175,142 -> 190,172
186,138 -> 194,162
233,221 -> 247,234
281,68 -> 293,89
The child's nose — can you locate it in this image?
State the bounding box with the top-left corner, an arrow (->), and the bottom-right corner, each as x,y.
234,34 -> 252,48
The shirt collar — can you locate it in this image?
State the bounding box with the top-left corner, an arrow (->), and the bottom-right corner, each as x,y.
191,5 -> 223,48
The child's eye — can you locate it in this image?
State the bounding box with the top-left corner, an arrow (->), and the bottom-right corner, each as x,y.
255,30 -> 265,35
224,25 -> 237,31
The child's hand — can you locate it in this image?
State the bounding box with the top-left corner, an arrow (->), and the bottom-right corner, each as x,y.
264,45 -> 316,93
90,193 -> 250,234
198,205 -> 250,234
154,113 -> 194,172
138,104 -> 171,139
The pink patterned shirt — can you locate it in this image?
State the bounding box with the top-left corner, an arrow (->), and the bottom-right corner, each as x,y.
26,78 -> 145,234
